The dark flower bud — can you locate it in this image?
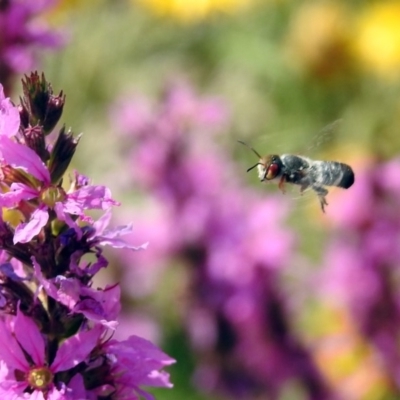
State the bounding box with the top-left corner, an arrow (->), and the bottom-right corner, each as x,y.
21,72 -> 65,135
23,125 -> 49,162
43,91 -> 65,134
48,126 -> 81,184
21,72 -> 49,122
18,102 -> 30,130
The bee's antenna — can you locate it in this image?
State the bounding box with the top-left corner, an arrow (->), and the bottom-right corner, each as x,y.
237,140 -> 262,159
246,163 -> 262,173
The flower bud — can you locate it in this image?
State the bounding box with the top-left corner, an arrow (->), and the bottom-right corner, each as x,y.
23,125 -> 49,162
21,72 -> 65,134
48,126 -> 81,184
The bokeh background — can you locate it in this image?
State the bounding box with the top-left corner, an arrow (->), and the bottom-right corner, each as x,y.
5,0 -> 400,399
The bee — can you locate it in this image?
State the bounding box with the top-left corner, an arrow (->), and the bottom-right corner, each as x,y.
238,140 -> 355,212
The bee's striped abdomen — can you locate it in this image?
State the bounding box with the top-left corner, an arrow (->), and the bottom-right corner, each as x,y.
335,162 -> 354,189
312,161 -> 355,189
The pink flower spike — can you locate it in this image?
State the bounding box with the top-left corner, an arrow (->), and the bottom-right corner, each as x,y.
0,136 -> 50,183
13,206 -> 49,244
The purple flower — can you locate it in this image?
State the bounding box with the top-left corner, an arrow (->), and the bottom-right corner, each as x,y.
0,133 -> 120,243
112,82 -> 333,399
101,335 -> 175,400
0,0 -> 63,94
0,308 -> 102,398
87,209 -> 148,250
0,308 -> 175,400
0,73 -> 175,399
321,158 -> 400,390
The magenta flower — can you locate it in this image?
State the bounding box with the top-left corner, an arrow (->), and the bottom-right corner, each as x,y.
0,0 -> 63,94
0,308 -> 175,400
112,82 -> 333,399
0,131 -> 119,244
321,158 -> 400,390
100,336 -> 175,400
0,308 -> 102,398
0,73 -> 174,399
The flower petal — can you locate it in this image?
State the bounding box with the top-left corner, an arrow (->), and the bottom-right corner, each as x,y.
0,86 -> 20,138
33,259 -> 80,310
51,326 -> 102,373
65,185 -> 120,212
0,320 -> 29,371
105,335 -> 175,389
0,136 -> 50,183
13,206 -> 49,244
0,183 -> 38,207
14,308 -> 45,367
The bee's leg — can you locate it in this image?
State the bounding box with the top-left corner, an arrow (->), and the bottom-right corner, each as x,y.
312,185 -> 329,213
278,176 -> 286,193
299,183 -> 309,195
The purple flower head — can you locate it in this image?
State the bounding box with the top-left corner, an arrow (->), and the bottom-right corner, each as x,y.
0,308 -> 102,398
112,81 -> 231,198
112,82 -> 333,399
0,308 -> 175,399
100,335 -> 175,399
0,77 -> 120,244
321,157 -> 400,390
0,1 -> 64,94
0,73 -> 175,399
0,133 -> 119,244
113,80 -> 229,140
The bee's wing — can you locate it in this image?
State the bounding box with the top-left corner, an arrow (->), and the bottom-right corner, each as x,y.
305,119 -> 343,153
251,119 -> 343,155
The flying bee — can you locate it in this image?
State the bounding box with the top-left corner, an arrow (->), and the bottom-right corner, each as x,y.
238,140 -> 355,212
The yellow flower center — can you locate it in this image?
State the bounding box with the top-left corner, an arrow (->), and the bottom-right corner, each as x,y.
39,186 -> 66,208
27,367 -> 53,390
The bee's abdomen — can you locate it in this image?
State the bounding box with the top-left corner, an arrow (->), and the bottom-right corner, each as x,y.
336,163 -> 354,189
314,161 -> 355,189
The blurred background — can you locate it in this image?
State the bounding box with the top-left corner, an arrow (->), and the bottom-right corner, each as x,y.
4,0 -> 400,398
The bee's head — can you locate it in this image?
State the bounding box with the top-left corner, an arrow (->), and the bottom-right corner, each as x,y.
237,141 -> 282,181
257,154 -> 282,181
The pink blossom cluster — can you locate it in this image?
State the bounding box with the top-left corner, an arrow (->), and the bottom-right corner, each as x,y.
112,82 -> 335,399
0,72 -> 174,399
0,0 -> 63,94
322,159 -> 400,389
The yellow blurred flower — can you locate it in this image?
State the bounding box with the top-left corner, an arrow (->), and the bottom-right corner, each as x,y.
309,304 -> 393,400
44,0 -> 99,23
136,0 -> 253,22
354,1 -> 400,79
285,2 -> 353,79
